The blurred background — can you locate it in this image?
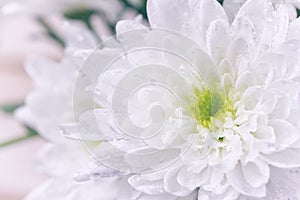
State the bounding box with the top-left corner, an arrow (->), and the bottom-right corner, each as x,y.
0,0 -> 147,199
0,8 -> 60,200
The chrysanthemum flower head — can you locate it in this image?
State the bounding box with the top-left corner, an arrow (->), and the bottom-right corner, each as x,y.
68,0 -> 300,199
16,0 -> 300,199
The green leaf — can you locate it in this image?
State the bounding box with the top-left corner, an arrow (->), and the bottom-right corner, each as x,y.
0,126 -> 39,148
64,7 -> 104,41
37,17 -> 65,47
1,103 -> 23,114
64,7 -> 96,21
119,0 -> 148,20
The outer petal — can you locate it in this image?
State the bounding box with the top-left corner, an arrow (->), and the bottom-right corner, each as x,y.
73,161 -> 123,182
271,5 -> 289,48
235,71 -> 256,92
115,19 -> 150,50
128,171 -> 166,194
36,143 -> 88,177
197,187 -> 239,200
25,56 -> 74,88
137,193 -> 176,200
287,17 -> 300,41
64,22 -> 98,50
262,148 -> 300,168
242,159 -> 270,188
268,167 -> 300,199
116,17 -> 146,34
239,167 -> 300,199
233,0 -> 273,45
177,166 -> 210,191
269,119 -> 299,150
25,177 -> 141,200
147,0 -> 189,30
125,147 -> 180,171
227,162 -> 266,197
163,166 -> 194,197
24,179 -> 77,200
227,38 -> 249,71
147,0 -> 227,44
206,19 -> 230,64
223,0 -> 246,23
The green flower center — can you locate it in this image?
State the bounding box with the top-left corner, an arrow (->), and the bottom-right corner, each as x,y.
189,88 -> 234,129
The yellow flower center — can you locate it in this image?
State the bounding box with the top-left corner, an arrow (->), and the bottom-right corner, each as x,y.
189,88 -> 234,129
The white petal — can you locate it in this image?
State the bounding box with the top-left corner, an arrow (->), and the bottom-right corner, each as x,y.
77,48 -> 126,84
204,168 -> 229,193
242,159 -> 270,188
235,71 -> 256,92
220,134 -> 243,171
227,162 -> 266,197
222,73 -> 234,93
231,16 -> 256,44
92,141 -> 134,173
262,148 -> 300,168
115,20 -> 150,50
128,172 -> 165,194
188,47 -> 215,77
116,20 -> 148,34
271,5 -> 289,48
147,0 -> 189,30
80,110 -> 111,139
177,166 -> 207,191
269,94 -> 291,120
269,119 -> 299,150
164,167 -> 193,197
78,176 -> 140,200
14,106 -> 38,133
253,114 -> 275,142
223,0 -> 246,22
60,123 -> 104,141
73,163 -> 122,182
24,179 -> 76,200
219,59 -> 234,75
197,187 -> 239,200
291,138 -> 300,148
206,19 -> 230,64
241,86 -> 263,111
36,143 -> 87,177
64,22 -> 98,49
195,0 -> 228,36
137,193 -> 176,200
147,0 -> 227,44
267,167 -> 300,199
95,68 -> 130,107
226,37 -> 249,68
287,17 -> 300,41
125,147 -> 180,172
25,56 -> 74,88
92,109 -> 132,142
234,0 -> 273,42
177,190 -> 198,200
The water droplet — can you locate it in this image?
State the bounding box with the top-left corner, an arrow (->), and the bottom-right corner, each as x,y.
179,65 -> 186,76
264,44 -> 270,50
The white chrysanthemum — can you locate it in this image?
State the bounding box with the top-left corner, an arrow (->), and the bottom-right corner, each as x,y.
63,0 -> 300,199
15,24 -> 148,200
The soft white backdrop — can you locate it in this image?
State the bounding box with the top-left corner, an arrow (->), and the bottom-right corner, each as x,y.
0,14 -> 62,200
